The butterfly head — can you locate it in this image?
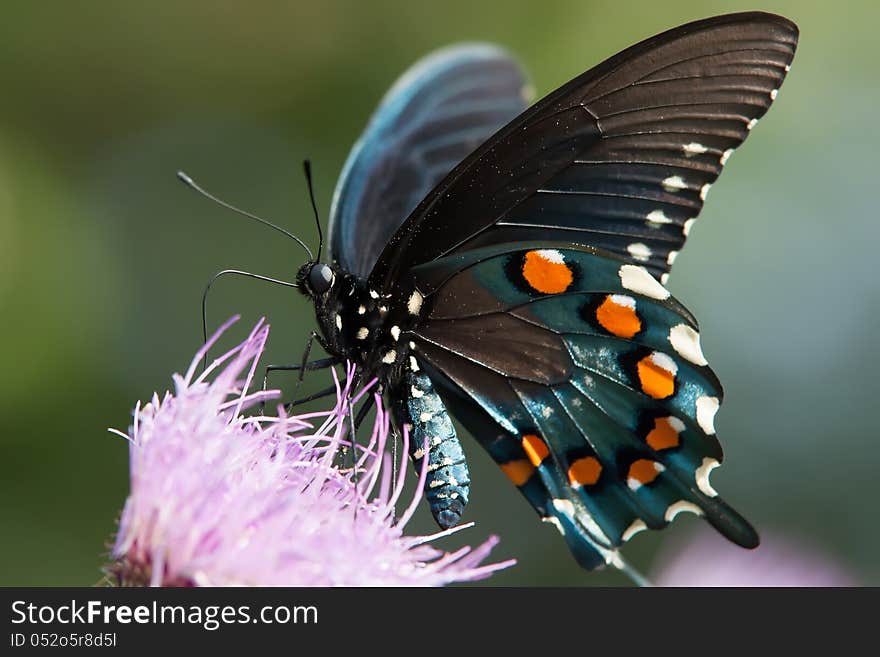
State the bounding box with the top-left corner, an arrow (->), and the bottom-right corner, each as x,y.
296,261 -> 336,298
295,260 -> 364,363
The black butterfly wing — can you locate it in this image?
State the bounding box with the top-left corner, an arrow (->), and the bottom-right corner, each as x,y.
369,12 -> 798,287
406,244 -> 755,568
327,44 -> 530,277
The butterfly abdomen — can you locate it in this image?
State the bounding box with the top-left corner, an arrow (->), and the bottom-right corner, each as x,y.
391,369 -> 470,529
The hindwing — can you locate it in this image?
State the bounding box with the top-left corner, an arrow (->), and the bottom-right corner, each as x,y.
408,245 -> 757,564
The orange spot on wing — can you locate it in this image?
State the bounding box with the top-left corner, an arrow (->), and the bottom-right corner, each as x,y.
567,456 -> 602,487
596,295 -> 641,338
522,434 -> 550,466
646,417 -> 681,451
628,459 -> 662,486
499,459 -> 535,486
522,250 -> 573,294
637,354 -> 676,399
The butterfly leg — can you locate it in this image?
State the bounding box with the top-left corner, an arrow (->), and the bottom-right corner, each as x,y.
353,394 -> 375,432
390,371 -> 470,529
344,391 -> 376,478
297,331 -> 335,386
261,356 -> 340,413
283,381 -> 346,411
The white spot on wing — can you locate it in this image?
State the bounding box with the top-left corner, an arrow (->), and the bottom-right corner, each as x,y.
390,325 -> 400,341
356,327 -> 369,340
413,448 -> 425,460
535,248 -> 565,264
541,406 -> 552,418
382,350 -> 397,364
696,457 -> 720,497
662,175 -> 687,192
747,118 -> 758,131
552,499 -> 610,545
335,314 -> 342,330
411,385 -> 424,398
419,411 -> 433,423
369,289 -> 380,299
627,242 -> 652,262
619,264 -> 670,300
683,142 -> 708,156
610,294 -> 635,309
650,351 -> 678,376
667,250 -> 679,266
647,209 -> 673,226
683,218 -> 696,237
409,356 -> 419,371
669,324 -> 708,366
622,519 -> 647,542
407,290 -> 423,315
696,396 -> 720,435
542,516 -> 565,535
770,89 -> 778,100
665,500 -> 704,521
700,183 -> 711,201
627,461 -> 666,491
660,273 -> 669,284
357,305 -> 366,315
552,498 -> 575,517
720,148 -> 734,166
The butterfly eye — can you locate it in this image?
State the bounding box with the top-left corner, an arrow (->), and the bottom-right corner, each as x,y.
308,263 -> 334,294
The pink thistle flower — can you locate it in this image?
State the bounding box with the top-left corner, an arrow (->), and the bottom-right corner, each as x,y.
109,317 -> 513,586
650,528 -> 858,587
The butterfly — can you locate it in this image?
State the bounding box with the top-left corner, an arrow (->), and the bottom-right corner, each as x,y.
294,12 -> 798,571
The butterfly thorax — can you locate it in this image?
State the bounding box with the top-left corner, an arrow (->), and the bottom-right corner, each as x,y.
298,262 -> 423,387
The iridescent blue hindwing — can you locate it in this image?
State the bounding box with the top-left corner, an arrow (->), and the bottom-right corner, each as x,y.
409,244 -> 757,568
328,44 -> 529,277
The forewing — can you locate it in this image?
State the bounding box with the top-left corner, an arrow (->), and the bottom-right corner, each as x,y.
408,245 -> 757,564
328,44 -> 529,277
371,12 -> 798,286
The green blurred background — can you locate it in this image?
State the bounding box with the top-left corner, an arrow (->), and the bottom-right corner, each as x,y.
1,0 -> 877,586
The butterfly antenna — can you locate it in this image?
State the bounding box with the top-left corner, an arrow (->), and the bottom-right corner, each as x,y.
303,160 -> 323,260
200,268 -> 299,372
177,171 -> 314,261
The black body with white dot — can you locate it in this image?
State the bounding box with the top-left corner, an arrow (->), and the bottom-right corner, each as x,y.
297,260 -> 470,527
